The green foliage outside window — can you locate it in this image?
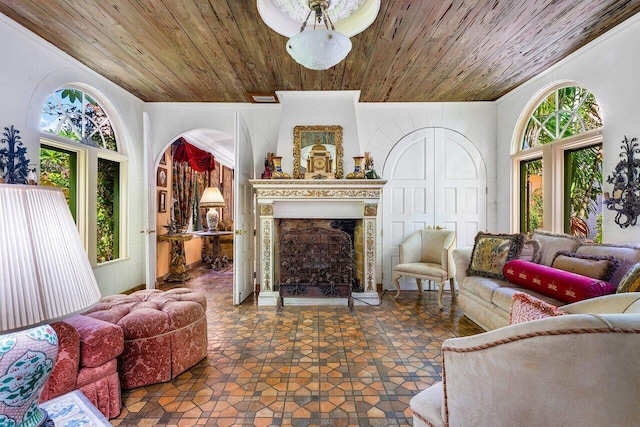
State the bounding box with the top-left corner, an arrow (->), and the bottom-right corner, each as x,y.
40,146 -> 76,220
97,158 -> 119,263
42,88 -> 117,151
522,86 -> 602,150
566,145 -> 602,239
521,159 -> 543,234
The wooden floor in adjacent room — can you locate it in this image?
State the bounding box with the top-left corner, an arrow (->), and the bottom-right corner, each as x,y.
110,266 -> 482,427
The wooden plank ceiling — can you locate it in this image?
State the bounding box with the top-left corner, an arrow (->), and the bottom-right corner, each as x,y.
1,0 -> 639,102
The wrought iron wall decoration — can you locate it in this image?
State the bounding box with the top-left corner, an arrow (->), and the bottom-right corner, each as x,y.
0,125 -> 33,184
604,136 -> 640,228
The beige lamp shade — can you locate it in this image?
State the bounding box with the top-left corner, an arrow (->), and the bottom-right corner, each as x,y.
200,187 -> 226,208
0,184 -> 102,333
200,187 -> 226,231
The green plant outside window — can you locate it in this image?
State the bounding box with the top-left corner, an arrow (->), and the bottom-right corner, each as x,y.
40,145 -> 77,221
522,86 -> 602,150
97,158 -> 120,263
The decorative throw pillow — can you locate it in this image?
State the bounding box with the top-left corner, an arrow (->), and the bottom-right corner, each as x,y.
468,232 -> 525,279
503,259 -> 617,304
517,239 -> 541,263
531,230 -> 582,266
617,262 -> 640,293
509,292 -> 565,325
551,251 -> 621,282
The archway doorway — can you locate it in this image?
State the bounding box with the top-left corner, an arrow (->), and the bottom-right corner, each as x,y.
153,129 -> 234,287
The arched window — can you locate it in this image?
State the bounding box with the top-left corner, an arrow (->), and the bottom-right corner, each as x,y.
522,86 -> 602,149
40,87 -> 127,265
42,88 -> 118,150
512,84 -> 603,241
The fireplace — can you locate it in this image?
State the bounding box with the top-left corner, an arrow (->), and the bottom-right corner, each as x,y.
251,179 -> 386,307
276,222 -> 355,311
276,220 -> 359,289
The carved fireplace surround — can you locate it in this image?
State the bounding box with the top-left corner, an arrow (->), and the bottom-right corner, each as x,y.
250,179 -> 386,307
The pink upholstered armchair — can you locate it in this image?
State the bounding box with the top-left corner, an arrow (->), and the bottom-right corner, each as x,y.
40,314 -> 124,419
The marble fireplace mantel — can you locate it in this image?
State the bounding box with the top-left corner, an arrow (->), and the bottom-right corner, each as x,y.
250,179 -> 386,307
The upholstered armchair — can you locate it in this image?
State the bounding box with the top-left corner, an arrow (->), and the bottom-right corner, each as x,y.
410,293 -> 640,427
393,229 -> 457,308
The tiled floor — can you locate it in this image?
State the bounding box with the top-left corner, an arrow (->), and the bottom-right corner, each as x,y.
110,267 -> 482,426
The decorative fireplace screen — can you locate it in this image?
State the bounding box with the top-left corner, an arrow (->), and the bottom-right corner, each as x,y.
278,226 -> 355,292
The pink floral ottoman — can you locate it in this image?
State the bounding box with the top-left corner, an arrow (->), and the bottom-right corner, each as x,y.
84,288 -> 207,389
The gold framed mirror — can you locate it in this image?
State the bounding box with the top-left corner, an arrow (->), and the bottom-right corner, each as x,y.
293,125 -> 343,179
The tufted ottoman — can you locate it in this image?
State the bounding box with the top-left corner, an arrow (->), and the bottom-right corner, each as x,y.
83,288 -> 208,389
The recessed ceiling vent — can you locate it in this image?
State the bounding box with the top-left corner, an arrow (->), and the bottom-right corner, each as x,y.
247,92 -> 280,103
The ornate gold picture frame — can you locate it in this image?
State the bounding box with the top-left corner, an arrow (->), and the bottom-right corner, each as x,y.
293,125 -> 343,179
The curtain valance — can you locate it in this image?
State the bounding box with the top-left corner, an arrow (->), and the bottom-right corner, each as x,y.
172,137 -> 216,172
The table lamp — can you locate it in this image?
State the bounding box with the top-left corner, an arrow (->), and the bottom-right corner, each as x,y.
199,187 -> 226,231
0,184 -> 102,426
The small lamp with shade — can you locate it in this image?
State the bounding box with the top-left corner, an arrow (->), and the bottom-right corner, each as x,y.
199,187 -> 226,231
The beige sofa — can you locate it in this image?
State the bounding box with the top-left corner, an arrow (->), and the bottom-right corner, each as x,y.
454,231 -> 640,331
410,293 -> 640,427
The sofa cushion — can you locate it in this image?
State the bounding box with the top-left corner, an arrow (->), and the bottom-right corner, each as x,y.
410,381 -> 445,427
509,292 -> 566,324
551,251 -> 620,281
468,232 -> 525,279
463,275 -> 512,303
394,262 -> 447,280
503,259 -> 616,303
577,244 -> 640,288
617,262 -> 640,293
517,239 -> 541,263
65,315 -> 124,368
531,230 -> 582,266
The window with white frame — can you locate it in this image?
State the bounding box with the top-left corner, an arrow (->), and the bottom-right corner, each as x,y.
512,84 -> 604,241
40,87 -> 127,264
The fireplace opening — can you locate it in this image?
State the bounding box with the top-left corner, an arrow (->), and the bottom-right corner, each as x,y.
276,219 -> 363,293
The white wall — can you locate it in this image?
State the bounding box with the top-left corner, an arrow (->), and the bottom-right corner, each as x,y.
275,90 -> 362,175
142,102 -> 281,177
0,13 -> 147,296
357,102 -> 498,230
497,13 -> 640,243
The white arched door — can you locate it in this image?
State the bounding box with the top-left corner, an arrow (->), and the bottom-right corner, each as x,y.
382,128 -> 486,290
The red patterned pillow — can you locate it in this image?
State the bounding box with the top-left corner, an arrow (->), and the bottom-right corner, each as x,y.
509,292 -> 565,325
503,259 -> 617,304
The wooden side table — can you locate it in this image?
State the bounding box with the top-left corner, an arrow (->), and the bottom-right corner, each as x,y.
196,231 -> 233,270
40,390 -> 111,426
158,233 -> 193,282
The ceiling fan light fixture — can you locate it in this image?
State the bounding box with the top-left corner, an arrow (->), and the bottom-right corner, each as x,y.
286,29 -> 352,70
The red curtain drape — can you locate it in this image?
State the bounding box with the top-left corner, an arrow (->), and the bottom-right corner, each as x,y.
172,137 -> 216,172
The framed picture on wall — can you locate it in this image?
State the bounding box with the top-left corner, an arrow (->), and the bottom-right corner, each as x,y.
159,152 -> 167,165
158,190 -> 167,212
157,167 -> 167,187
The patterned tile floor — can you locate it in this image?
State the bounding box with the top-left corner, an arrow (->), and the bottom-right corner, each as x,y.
110,267 -> 482,426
